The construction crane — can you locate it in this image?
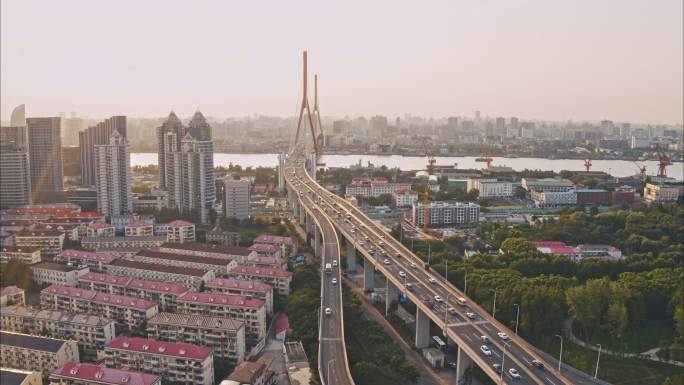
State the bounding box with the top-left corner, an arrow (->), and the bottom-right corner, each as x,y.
584,158 -> 592,172
656,144 -> 672,177
633,161 -> 647,179
422,138 -> 436,175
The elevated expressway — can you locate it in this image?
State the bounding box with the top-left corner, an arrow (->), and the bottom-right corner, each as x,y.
285,144 -> 355,385
285,144 -> 574,385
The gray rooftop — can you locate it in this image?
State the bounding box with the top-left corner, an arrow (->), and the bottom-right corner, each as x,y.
0,331 -> 67,353
1,305 -> 114,327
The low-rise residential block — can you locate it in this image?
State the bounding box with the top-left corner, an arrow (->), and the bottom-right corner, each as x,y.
55,249 -> 119,272
106,259 -> 213,290
0,246 -> 41,264
31,261 -> 89,287
50,362 -> 161,385
206,278 -> 274,315
228,266 -> 292,296
0,286 -> 25,306
0,331 -> 80,376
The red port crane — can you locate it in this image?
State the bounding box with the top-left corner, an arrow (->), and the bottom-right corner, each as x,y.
633,161 -> 647,178
584,158 -> 592,172
656,144 -> 672,177
422,139 -> 436,175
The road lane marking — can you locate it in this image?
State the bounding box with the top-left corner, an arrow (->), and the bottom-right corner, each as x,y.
545,377 -> 556,385
460,333 -> 473,342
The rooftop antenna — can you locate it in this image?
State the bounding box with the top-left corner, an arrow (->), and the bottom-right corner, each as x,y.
293,51 -> 318,155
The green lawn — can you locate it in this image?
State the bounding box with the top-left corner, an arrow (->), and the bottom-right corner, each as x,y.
574,317 -> 677,354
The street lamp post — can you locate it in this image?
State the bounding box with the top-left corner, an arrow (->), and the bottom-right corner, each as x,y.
499,340 -> 511,385
513,303 -> 520,335
491,288 -> 498,319
595,344 -> 602,378
443,294 -> 450,336
463,268 -> 468,295
555,334 -> 563,373
327,359 -> 335,385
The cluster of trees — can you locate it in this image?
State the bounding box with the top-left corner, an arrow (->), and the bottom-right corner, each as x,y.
342,285 -> 420,385
0,259 -> 35,290
284,264 -> 322,373
219,217 -> 288,246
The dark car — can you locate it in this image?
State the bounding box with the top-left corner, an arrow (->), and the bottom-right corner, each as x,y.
492,363 -> 502,374
531,360 -> 545,370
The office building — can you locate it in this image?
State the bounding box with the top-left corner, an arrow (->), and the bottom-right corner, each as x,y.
78,272 -> 189,312
40,284 -> 158,331
31,261 -> 89,286
576,189 -> 612,206
50,363 -> 161,385
177,291 -> 267,341
467,178 -> 512,198
94,130 -> 132,218
644,183 -> 680,204
105,336 -> 214,385
157,111 -> 215,224
0,331 -> 79,376
0,111 -> 32,208
26,117 -> 63,196
411,201 -> 480,227
0,246 -> 41,264
0,305 -> 115,357
0,368 -> 43,385
106,259 -> 214,290
61,146 -> 81,177
79,116 -> 127,187
224,178 -> 250,220
147,312 -> 245,363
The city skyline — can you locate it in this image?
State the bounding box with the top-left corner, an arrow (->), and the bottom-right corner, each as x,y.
2,0 -> 682,124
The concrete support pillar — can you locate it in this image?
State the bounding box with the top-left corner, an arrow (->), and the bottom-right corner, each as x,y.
345,238 -> 356,273
415,307 -> 430,349
456,345 -> 473,382
386,279 -> 399,316
314,225 -> 321,257
298,202 -> 305,225
305,213 -> 312,234
363,256 -> 374,292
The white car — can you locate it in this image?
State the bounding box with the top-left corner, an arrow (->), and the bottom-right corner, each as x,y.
331,278 -> 337,285
383,259 -> 390,265
508,368 -> 521,379
358,241 -> 365,246
428,278 -> 437,284
410,262 -> 418,269
466,312 -> 476,319
497,332 -> 510,341
332,260 -> 338,267
398,271 -> 406,278
324,307 -> 332,316
448,307 -> 458,315
480,345 -> 492,356
434,295 -> 443,302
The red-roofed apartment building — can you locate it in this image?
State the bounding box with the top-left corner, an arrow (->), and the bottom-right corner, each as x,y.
56,249 -> 119,272
40,284 -> 158,331
226,360 -> 275,385
50,362 -> 161,385
228,265 -> 293,296
206,278 -> 274,315
177,291 -> 267,341
105,336 -> 213,385
166,220 -> 195,243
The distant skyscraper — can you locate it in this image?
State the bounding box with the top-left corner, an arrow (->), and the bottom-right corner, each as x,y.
94,130 -> 132,218
223,177 -> 250,220
157,111 -> 215,223
0,105 -> 32,208
508,117 -> 520,138
27,117 -> 63,197
79,116 -> 127,186
495,117 -> 506,135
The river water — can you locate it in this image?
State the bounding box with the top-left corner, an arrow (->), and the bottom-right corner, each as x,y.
131,153 -> 683,180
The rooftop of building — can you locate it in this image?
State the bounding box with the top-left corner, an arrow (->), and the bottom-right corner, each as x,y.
14,228 -> 64,237
81,236 -> 167,243
1,305 -> 114,327
148,312 -> 244,331
80,272 -> 190,294
0,245 -> 40,253
247,243 -> 279,253
56,211 -> 104,219
160,242 -> 253,256
42,284 -> 157,310
177,291 -> 265,309
229,265 -> 292,278
227,361 -> 266,383
205,278 -> 273,292
88,221 -> 115,229
167,220 -> 194,227
284,341 -> 308,363
136,250 -> 228,267
109,259 -> 209,277
0,368 -> 36,385
52,362 -> 161,385
59,249 -> 119,263
125,220 -> 153,228
1,285 -> 24,296
253,235 -> 295,246
106,336 -> 212,360
0,331 -> 67,352
31,261 -> 84,272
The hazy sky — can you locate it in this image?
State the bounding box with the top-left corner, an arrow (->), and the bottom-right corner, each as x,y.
1,0 -> 682,124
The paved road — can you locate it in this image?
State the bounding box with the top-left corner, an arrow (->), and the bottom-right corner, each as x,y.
287,148 -> 574,385
285,145 -> 355,385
